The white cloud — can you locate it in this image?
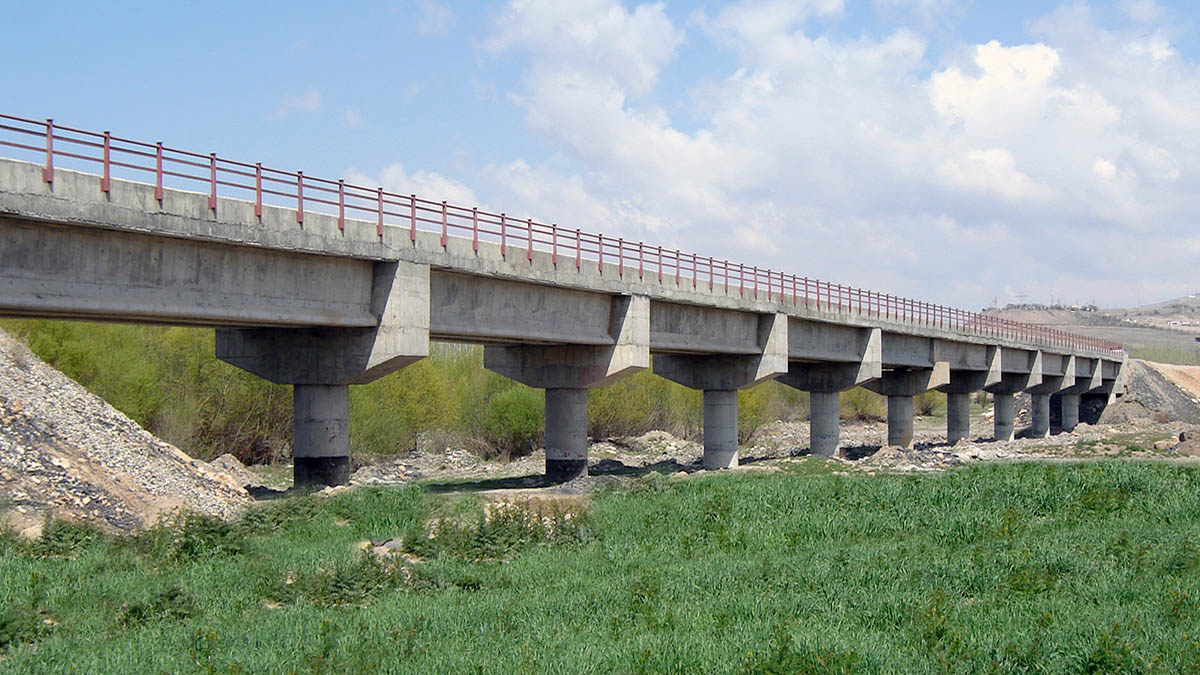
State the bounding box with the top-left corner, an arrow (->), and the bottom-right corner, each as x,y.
486,0 -> 684,96
345,163 -> 477,207
466,0 -> 1200,307
341,109 -> 362,127
276,88 -> 322,117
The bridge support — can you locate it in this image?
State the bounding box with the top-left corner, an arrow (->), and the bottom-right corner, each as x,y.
1059,394 -> 1080,432
993,394 -> 1016,441
1027,355 -> 1073,439
484,295 -> 649,482
654,314 -> 787,469
864,363 -> 949,448
544,388 -> 589,482
984,350 -> 1043,442
293,385 -> 351,486
937,349 -> 1001,444
217,261 -> 431,488
776,329 -> 881,457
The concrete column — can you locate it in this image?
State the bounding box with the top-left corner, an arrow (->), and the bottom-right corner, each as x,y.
947,392 -> 971,444
994,394 -> 1015,442
1030,394 -> 1051,438
703,390 -> 739,469
887,395 -> 915,448
809,391 -> 841,458
545,388 -> 589,482
293,384 -> 351,488
1060,393 -> 1081,432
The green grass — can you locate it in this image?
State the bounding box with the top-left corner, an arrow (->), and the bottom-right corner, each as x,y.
2,462 -> 1200,672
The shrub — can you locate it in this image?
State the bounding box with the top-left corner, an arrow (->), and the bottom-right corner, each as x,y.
481,387 -> 544,458
841,387 -> 885,421
914,391 -> 944,417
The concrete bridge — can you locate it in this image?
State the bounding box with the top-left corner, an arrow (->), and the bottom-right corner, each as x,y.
0,116 -> 1126,486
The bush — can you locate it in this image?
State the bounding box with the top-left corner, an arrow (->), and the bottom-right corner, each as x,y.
840,387 -> 885,421
914,391 -> 944,417
481,387 -> 543,458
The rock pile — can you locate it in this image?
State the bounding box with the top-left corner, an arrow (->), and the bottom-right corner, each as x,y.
0,329 -> 249,536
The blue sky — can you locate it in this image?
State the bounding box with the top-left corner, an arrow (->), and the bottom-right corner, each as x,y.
3,0 -> 1198,308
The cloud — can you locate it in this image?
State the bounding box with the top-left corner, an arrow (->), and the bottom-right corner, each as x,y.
276,88 -> 322,117
345,163 -> 477,208
341,109 -> 362,127
469,0 -> 1200,307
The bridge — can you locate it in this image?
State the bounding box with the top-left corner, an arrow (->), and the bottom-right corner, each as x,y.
0,115 -> 1126,486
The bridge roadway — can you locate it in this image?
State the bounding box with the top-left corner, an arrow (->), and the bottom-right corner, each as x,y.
0,155 -> 1126,486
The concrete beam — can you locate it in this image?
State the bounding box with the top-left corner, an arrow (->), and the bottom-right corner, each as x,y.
0,217 -> 379,327
483,295 -> 650,389
431,272 -> 616,346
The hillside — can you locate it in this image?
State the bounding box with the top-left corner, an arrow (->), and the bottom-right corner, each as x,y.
988,296 -> 1200,365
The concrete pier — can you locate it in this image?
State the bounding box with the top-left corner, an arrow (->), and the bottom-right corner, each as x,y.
994,394 -> 1016,441
887,395 -> 915,448
484,296 -> 651,481
808,391 -> 842,457
946,392 -> 971,444
702,390 -> 740,469
1060,393 -> 1080,432
865,364 -> 948,450
544,388 -> 589,482
1030,394 -> 1051,438
653,313 -> 788,470
293,385 -> 351,488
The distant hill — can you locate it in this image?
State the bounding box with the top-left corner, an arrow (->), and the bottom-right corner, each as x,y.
986,297 -> 1200,366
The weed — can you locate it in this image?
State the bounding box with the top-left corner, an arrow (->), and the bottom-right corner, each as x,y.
134,511 -> 244,564
117,584 -> 195,628
738,620 -> 861,674
29,519 -> 104,558
0,603 -> 53,652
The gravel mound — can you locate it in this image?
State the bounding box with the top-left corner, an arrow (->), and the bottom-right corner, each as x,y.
0,329 -> 249,536
1101,360 -> 1200,425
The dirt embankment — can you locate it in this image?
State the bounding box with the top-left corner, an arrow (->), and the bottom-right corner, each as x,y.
0,329 -> 248,536
1100,359 -> 1200,425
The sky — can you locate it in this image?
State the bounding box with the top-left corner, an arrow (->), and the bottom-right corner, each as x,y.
3,0 -> 1198,310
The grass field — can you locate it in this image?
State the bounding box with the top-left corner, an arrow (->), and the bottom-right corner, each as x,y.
2,461 -> 1199,672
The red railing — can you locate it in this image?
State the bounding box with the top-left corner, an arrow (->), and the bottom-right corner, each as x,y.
0,114 -> 1125,358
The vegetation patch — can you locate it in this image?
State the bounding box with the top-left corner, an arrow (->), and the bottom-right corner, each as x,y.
0,463 -> 1198,671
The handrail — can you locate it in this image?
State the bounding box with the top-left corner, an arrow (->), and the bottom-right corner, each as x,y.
0,113 -> 1126,358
